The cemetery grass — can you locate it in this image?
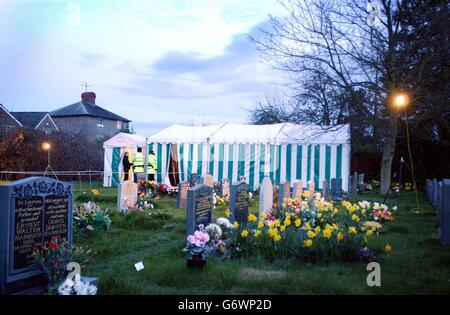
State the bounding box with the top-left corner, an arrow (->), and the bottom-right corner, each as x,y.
74,187 -> 450,295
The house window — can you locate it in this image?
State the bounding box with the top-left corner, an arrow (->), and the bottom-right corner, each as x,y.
97,118 -> 104,127
116,120 -> 122,130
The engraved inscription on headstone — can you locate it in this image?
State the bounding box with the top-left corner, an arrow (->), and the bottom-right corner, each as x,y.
230,182 -> 249,225
186,185 -> 213,236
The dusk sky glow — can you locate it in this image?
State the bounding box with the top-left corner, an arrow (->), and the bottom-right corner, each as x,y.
0,0 -> 286,136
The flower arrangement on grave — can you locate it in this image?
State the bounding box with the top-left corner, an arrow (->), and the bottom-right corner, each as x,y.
32,237 -> 95,293
194,197 -> 396,263
90,189 -> 100,199
120,196 -> 154,213
57,277 -> 97,295
183,228 -> 214,268
74,202 -> 111,232
371,202 -> 395,222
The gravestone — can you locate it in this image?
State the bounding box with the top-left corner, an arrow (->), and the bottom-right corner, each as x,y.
433,179 -> 438,206
336,178 -> 343,199
117,180 -> 138,211
322,180 -> 329,201
437,181 -> 443,226
440,179 -> 450,246
308,181 -> 315,200
426,179 -> 432,202
176,182 -> 190,209
293,181 -> 303,200
259,177 -> 273,216
229,182 -> 249,225
189,173 -> 199,187
352,172 -> 358,194
186,184 -> 213,237
0,177 -> 73,294
330,178 -> 336,200
201,174 -> 214,188
220,178 -> 230,198
278,181 -> 291,205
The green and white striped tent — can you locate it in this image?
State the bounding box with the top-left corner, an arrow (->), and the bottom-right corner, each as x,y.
103,132 -> 147,187
146,123 -> 351,191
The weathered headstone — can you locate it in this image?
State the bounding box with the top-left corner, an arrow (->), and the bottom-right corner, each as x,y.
259,177 -> 273,216
202,174 -> 214,188
278,181 -> 291,205
0,177 -> 73,294
308,181 -> 315,200
220,178 -> 230,198
293,180 -> 303,200
330,178 -> 336,200
186,184 -> 213,237
117,180 -> 138,211
322,180 -> 329,200
229,182 -> 249,225
176,182 -> 190,209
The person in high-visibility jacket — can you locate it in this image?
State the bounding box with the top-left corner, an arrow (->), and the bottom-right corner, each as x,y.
132,147 -> 145,182
147,150 -> 157,181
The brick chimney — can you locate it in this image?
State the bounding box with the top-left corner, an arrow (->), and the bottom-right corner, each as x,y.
81,92 -> 96,105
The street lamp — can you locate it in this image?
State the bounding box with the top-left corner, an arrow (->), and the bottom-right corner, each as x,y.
42,141 -> 58,179
393,92 -> 409,109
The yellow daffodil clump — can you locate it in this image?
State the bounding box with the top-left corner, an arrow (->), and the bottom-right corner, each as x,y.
248,213 -> 257,222
241,229 -> 249,238
303,239 -> 313,248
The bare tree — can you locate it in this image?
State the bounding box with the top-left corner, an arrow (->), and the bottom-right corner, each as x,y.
250,0 -> 414,194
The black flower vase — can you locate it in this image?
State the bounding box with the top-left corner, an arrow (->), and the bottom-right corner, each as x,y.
187,254 -> 206,269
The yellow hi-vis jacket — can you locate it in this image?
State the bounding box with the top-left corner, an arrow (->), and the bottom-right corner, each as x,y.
147,154 -> 157,174
132,152 -> 145,173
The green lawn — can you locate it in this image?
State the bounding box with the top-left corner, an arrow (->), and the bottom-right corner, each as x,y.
73,186 -> 450,295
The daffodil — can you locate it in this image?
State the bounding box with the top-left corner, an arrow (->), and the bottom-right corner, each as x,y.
314,226 -> 321,233
257,221 -> 265,229
366,230 -> 374,236
248,213 -> 257,222
241,229 -> 249,238
323,228 -> 332,239
295,218 -> 302,227
225,209 -> 230,218
304,222 -> 311,230
352,214 -> 360,222
336,233 -> 344,241
303,239 -> 313,248
233,221 -> 239,229
348,226 -> 357,234
280,225 -> 286,232
254,230 -> 262,238
307,230 -> 316,239
284,218 -> 291,226
261,212 -> 267,219
385,244 -> 392,253
274,234 -> 281,242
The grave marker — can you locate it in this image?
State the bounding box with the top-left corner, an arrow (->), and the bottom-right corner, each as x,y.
117,180 -> 138,211
308,181 -> 315,200
322,180 -> 329,200
278,181 -> 291,205
229,182 -> 249,225
186,184 -> 213,237
293,181 -> 303,200
189,173 -> 199,187
440,179 -> 450,246
202,174 -> 214,188
330,178 -> 336,200
220,178 -> 230,198
177,182 -> 190,209
259,177 -> 273,216
0,177 -> 73,294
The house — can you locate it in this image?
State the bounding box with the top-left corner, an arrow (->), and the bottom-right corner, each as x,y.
10,112 -> 59,134
0,104 -> 22,134
50,91 -> 131,143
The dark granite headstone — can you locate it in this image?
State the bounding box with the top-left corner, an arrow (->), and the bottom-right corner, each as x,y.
440,180 -> 450,246
437,181 -> 443,226
177,182 -> 190,209
352,172 -> 358,194
330,178 -> 336,200
336,178 -> 343,199
229,182 -> 249,225
186,184 -> 213,237
322,180 -> 329,200
0,177 -> 73,294
278,181 -> 291,205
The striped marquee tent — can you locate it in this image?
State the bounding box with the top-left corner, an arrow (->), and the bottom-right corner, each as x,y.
146,123 -> 351,191
103,132 -> 147,187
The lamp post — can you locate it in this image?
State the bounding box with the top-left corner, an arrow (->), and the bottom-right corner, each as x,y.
42,142 -> 58,179
393,92 -> 409,208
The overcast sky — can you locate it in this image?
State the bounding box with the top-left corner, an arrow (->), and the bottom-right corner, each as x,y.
0,0 -> 286,136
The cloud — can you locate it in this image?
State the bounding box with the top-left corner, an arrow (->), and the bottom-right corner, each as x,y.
114,21 -> 277,100
78,52 -> 106,67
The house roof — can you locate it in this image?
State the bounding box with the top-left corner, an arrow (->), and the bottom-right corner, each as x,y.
50,101 -> 131,122
10,112 -> 48,128
0,104 -> 23,127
